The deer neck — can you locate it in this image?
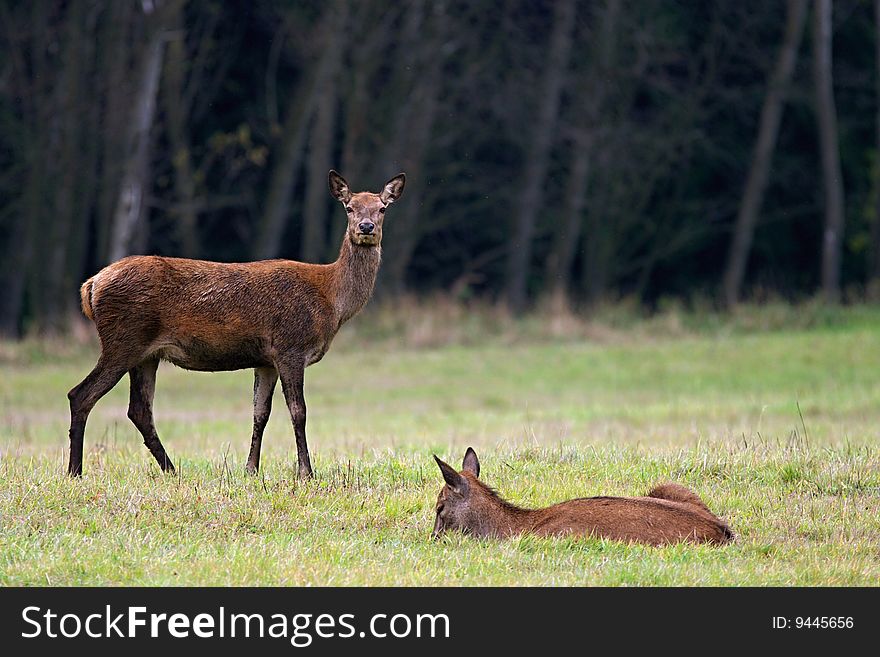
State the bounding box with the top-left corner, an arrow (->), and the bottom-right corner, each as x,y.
331,237 -> 381,326
473,491 -> 541,538
498,505 -> 544,537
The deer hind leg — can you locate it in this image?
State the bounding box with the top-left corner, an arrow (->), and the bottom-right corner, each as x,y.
67,358 -> 129,476
128,357 -> 175,473
277,357 -> 312,480
246,366 -> 278,474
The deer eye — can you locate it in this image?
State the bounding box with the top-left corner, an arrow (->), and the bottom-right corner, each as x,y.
345,206 -> 353,213
378,206 -> 386,214
436,503 -> 445,516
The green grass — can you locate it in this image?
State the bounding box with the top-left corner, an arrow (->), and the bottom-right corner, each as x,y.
1,307 -> 879,585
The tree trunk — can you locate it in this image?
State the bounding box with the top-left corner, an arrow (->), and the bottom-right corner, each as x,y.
341,67 -> 368,184
60,2 -> 102,331
544,0 -> 620,308
163,9 -> 201,258
41,2 -> 89,333
504,0 -> 576,314
0,196 -> 30,336
0,3 -> 49,336
545,136 -> 591,308
722,0 -> 807,308
67,58 -> 100,328
332,3 -> 399,260
379,87 -> 441,294
870,0 -> 880,299
582,206 -> 610,305
379,0 -> 448,295
253,4 -> 343,261
332,59 -> 371,262
17,2 -> 55,335
301,3 -> 348,263
812,0 -> 846,304
108,20 -> 167,263
95,1 -> 134,265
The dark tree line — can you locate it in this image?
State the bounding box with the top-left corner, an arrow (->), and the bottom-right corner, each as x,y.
2,0 -> 880,337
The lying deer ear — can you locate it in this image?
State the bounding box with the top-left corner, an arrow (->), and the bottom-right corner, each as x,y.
462,447 -> 480,478
380,173 -> 406,204
434,454 -> 466,492
328,170 -> 352,203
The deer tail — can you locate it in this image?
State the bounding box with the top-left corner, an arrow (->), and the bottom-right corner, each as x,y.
80,278 -> 95,322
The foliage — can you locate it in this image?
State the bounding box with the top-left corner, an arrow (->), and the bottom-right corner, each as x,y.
1,1 -> 880,336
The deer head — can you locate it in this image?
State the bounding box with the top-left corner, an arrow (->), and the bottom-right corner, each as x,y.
432,447 -> 492,538
328,170 -> 406,247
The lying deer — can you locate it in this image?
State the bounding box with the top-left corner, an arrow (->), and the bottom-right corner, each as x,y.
67,170 -> 405,479
432,448 -> 733,545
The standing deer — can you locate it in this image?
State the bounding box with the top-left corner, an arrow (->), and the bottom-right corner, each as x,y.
432,448 -> 733,545
67,170 -> 405,479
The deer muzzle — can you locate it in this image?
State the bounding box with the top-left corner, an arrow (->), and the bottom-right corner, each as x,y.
431,514 -> 445,539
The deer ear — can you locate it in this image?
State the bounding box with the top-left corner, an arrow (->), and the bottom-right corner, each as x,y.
434,454 -> 466,492
328,170 -> 352,203
462,447 -> 480,478
380,173 -> 406,204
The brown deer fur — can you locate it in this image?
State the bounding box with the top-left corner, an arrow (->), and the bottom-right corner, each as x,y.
432,448 -> 733,546
67,170 -> 405,478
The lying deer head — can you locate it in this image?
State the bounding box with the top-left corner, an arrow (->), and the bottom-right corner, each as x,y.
432,447 -> 497,538
329,170 -> 406,247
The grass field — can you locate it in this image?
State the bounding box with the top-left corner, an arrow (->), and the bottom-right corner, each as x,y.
1,304 -> 879,585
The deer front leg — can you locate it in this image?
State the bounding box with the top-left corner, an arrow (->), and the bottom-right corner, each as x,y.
276,357 -> 312,480
246,366 -> 278,474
